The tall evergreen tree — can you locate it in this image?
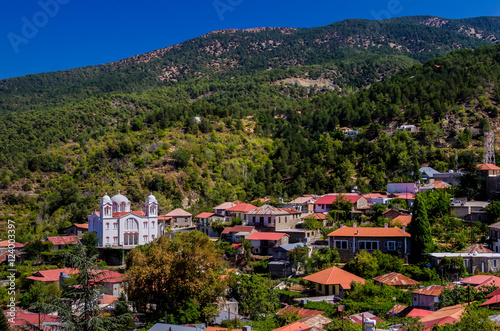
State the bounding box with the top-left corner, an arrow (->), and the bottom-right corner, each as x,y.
0,309 -> 10,331
408,194 -> 434,263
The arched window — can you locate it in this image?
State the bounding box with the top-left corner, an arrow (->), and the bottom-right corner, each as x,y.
150,205 -> 156,215
125,219 -> 138,230
120,202 -> 126,212
105,206 -> 111,216
134,233 -> 139,245
124,233 -> 129,246
113,202 -> 118,212
152,221 -> 155,228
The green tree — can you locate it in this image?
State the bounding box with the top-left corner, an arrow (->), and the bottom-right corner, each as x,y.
228,273 -> 279,320
486,201 -> 500,224
81,231 -> 100,260
344,250 -> 379,279
126,231 -> 227,323
0,309 -> 10,331
456,306 -> 500,330
408,194 -> 435,263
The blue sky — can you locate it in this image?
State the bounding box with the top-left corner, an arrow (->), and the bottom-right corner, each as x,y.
1,0 -> 500,79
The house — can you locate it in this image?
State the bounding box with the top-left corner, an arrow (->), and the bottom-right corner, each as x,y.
348,312 -> 384,326
419,167 -> 441,184
225,203 -> 257,223
246,205 -> 301,231
451,201 -> 489,222
27,268 -> 78,285
382,209 -> 406,220
272,242 -> 306,260
213,201 -> 238,219
91,269 -> 124,297
419,180 -> 451,192
301,213 -> 328,227
488,221 -> 500,253
3,307 -> 60,330
313,194 -> 368,217
398,125 -> 418,133
273,322 -> 312,331
287,196 -> 319,214
462,244 -> 494,254
390,192 -> 416,207
373,272 -> 420,289
277,306 -> 332,328
195,212 -> 226,237
221,226 -> 258,242
478,163 -> 500,199
88,192 -> 159,248
327,224 -> 411,262
45,235 -> 80,251
302,266 -> 365,298
66,223 -> 89,238
460,274 -> 500,289
391,215 -> 412,227
0,240 -> 24,254
363,193 -> 389,205
159,208 -> 193,232
411,285 -> 446,310
247,232 -> 289,255
269,261 -> 294,278
276,228 -> 317,243
419,304 -> 465,330
340,127 -> 358,138
387,182 -> 417,194
429,252 -> 500,276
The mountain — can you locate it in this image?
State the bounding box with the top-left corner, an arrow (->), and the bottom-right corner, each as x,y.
1,16 -> 500,240
1,16 -> 499,114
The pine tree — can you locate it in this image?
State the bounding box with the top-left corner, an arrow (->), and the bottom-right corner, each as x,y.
408,194 -> 434,263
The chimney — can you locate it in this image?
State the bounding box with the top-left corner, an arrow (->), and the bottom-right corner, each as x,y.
402,225 -> 406,233
353,223 -> 357,228
384,223 -> 388,228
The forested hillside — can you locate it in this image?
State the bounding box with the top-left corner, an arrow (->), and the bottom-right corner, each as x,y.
1,17 -> 500,241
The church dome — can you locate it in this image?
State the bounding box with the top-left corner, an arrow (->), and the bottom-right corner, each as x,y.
146,193 -> 157,204
111,191 -> 130,205
100,193 -> 112,205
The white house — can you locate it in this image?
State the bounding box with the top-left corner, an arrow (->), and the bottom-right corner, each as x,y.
88,192 -> 159,248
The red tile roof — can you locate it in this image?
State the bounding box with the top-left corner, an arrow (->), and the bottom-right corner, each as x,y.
487,288 -> 500,298
91,270 -> 123,283
388,304 -> 409,315
221,226 -> 256,235
98,294 -> 119,305
113,210 -> 145,218
391,215 -> 412,227
247,232 -> 289,241
196,212 -> 215,218
419,304 -> 465,330
27,268 -> 78,282
46,236 -> 80,246
314,194 -> 363,205
373,272 -> 420,287
165,208 -> 192,217
477,163 -> 500,171
277,306 -> 325,319
411,285 -> 445,297
3,307 -> 59,326
302,266 -> 365,289
328,226 -> 410,238
273,322 -> 311,331
461,275 -> 500,288
406,308 -> 434,319
226,203 -> 257,212
302,213 -> 327,220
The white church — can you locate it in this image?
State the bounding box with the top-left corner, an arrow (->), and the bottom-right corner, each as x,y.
88,191 -> 159,248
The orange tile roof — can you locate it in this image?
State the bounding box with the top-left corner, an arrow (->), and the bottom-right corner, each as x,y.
411,285 -> 444,297
328,226 -> 410,237
273,322 -> 311,331
221,226 -> 256,235
213,202 -> 236,210
0,240 -> 24,248
226,203 -> 257,212
247,232 -> 289,241
419,304 -> 465,330
302,266 -> 365,289
373,272 -> 420,286
363,193 -> 387,199
424,181 -> 451,189
477,163 -> 500,171
113,210 -> 145,217
99,294 -> 119,305
277,306 -> 325,319
302,213 -> 327,220
389,304 -> 409,315
74,223 -> 89,229
391,215 -> 412,227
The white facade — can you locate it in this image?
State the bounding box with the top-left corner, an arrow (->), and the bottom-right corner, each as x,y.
88,192 -> 159,248
387,183 -> 417,194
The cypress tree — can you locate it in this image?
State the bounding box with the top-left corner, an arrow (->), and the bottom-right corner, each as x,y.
409,193 -> 434,263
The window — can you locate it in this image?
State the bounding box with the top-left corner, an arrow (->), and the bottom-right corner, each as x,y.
113,223 -> 118,230
385,241 -> 396,251
152,221 -> 155,228
335,240 -> 348,250
152,235 -> 155,240
279,217 -> 281,223
144,222 -> 148,229
106,223 -> 110,230
125,219 -> 138,230
495,260 -> 498,268
120,202 -> 126,212
113,237 -> 118,243
464,259 -> 469,268
359,241 -> 379,250
144,235 -> 148,242
106,237 -> 110,244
